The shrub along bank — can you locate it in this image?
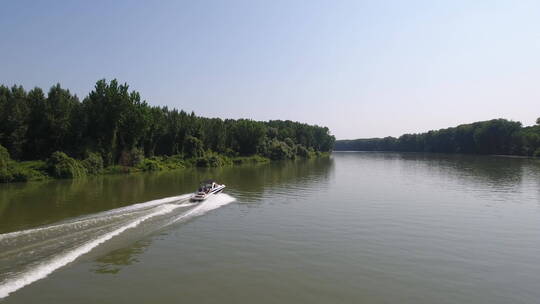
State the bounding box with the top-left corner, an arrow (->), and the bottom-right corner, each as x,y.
0,143 -> 328,183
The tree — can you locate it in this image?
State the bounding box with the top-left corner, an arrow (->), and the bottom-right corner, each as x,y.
267,139 -> 294,160
231,119 -> 266,155
335,119 -> 525,156
183,135 -> 204,158
0,85 -> 29,159
82,79 -> 144,165
43,84 -> 79,156
0,144 -> 11,182
24,87 -> 47,159
0,80 -> 337,166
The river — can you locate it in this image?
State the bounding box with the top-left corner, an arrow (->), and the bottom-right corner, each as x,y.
1,152 -> 539,303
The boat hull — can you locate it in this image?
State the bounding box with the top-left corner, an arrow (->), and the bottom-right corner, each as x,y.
190,185 -> 226,201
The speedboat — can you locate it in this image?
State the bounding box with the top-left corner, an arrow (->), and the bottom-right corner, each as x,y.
190,180 -> 226,201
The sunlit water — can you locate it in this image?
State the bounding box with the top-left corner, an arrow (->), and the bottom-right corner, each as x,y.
0,153 -> 539,303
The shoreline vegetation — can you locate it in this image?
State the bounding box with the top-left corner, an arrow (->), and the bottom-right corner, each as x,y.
335,118 -> 540,157
0,79 -> 335,183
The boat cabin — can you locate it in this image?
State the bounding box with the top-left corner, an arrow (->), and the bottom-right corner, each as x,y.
199,180 -> 217,193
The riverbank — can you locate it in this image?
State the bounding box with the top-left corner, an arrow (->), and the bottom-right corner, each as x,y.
0,145 -> 329,183
335,118 -> 540,157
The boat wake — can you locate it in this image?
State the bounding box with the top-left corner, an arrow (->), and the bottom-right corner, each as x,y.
0,193 -> 236,299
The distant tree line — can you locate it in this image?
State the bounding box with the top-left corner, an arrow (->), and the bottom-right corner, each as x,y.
0,79 -> 334,168
335,119 -> 540,157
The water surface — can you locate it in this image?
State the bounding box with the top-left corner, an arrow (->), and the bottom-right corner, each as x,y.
1,153 -> 539,303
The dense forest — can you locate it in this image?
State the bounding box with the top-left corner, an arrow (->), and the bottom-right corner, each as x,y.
0,79 -> 334,182
335,118 -> 540,157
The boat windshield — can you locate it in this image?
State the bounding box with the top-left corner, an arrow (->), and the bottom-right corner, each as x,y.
199,180 -> 218,191
199,183 -> 213,190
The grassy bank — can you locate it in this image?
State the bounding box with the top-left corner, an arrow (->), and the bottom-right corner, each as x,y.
0,144 -> 328,183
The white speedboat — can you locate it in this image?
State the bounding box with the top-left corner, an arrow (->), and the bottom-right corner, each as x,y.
190,180 -> 226,201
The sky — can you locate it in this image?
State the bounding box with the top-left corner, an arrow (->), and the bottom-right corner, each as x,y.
1,0 -> 539,139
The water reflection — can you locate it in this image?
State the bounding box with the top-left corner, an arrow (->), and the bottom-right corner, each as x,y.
335,152 -> 540,205
76,158 -> 333,275
0,158 -> 335,234
338,151 -> 538,187
0,173 -> 196,234
212,157 -> 335,202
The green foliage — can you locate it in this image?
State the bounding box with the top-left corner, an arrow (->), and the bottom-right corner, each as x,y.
231,119 -> 267,155
19,160 -> 48,173
183,136 -> 204,158
82,79 -> 147,165
10,163 -> 48,182
0,80 -> 335,182
266,139 -> 295,160
135,155 -> 186,171
82,152 -> 104,174
533,148 -> 540,158
118,148 -> 144,167
47,151 -> 87,179
224,148 -> 238,157
335,119 -> 540,156
0,85 -> 29,159
130,148 -> 145,166
1,80 -> 334,163
195,151 -> 232,167
296,145 -> 313,158
0,144 -> 9,167
0,145 -> 47,182
0,144 -> 13,182
160,155 -> 186,170
284,137 -> 295,148
138,158 -> 164,171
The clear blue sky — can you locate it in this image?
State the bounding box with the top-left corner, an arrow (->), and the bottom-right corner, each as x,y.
1,0 -> 539,139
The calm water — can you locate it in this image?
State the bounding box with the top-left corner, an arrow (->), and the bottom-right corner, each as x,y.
1,153 -> 539,303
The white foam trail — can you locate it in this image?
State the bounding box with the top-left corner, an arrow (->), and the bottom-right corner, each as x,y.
99,194 -> 190,216
0,194 -> 190,241
167,193 -> 236,225
0,193 -> 236,299
0,203 -> 181,299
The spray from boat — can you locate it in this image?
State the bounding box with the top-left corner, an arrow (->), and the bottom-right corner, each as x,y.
0,192 -> 235,299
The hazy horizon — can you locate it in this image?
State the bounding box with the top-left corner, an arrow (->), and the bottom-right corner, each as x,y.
1,0 -> 539,139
